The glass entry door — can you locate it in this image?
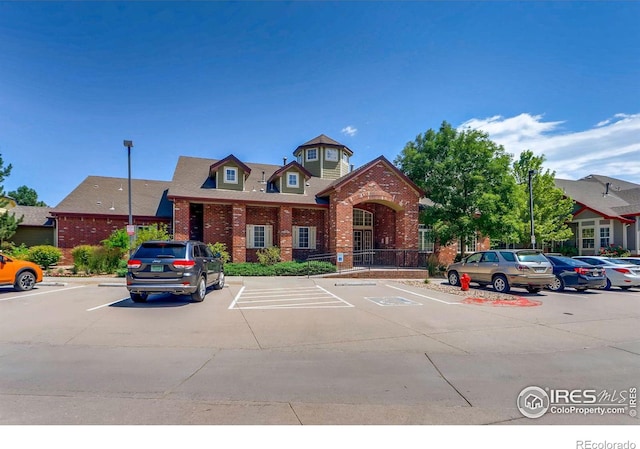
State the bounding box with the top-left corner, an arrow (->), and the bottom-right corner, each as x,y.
354,230 -> 373,265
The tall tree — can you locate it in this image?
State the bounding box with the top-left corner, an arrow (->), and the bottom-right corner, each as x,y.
512,150 -> 574,248
0,154 -> 21,244
395,121 -> 520,257
8,185 -> 48,207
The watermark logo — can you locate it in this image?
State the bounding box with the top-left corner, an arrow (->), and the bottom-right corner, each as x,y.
517,386 -> 637,419
517,386 -> 550,418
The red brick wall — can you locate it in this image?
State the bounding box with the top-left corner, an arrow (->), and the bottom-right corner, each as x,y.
55,215 -> 171,264
202,204 -> 233,249
173,199 -> 189,240
292,207 -> 327,260
328,160 -> 421,266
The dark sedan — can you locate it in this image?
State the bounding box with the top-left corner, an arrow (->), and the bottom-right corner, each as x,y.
545,255 -> 607,292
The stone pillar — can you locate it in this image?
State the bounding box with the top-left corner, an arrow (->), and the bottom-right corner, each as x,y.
332,200 -> 353,268
232,204 -> 246,263
279,205 -> 293,262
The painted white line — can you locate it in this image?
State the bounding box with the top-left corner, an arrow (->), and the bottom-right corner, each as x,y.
385,284 -> 461,305
241,291 -> 326,299
0,285 -> 85,302
315,285 -> 354,307
238,295 -> 330,304
236,301 -> 348,310
228,285 -> 246,309
86,298 -> 130,312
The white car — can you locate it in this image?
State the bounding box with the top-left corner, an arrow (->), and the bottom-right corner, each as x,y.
573,256 -> 640,290
618,257 -> 640,266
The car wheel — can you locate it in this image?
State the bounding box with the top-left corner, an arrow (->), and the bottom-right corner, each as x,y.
14,271 -> 36,291
526,286 -> 541,294
548,275 -> 565,292
191,277 -> 206,302
131,292 -> 148,303
448,271 -> 460,287
213,271 -> 225,290
604,278 -> 612,290
492,274 -> 510,293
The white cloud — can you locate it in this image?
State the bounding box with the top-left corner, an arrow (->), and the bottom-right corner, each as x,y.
341,126 -> 357,137
459,113 -> 640,183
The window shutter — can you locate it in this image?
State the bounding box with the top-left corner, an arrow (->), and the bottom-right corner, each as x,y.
265,225 -> 273,247
292,226 -> 300,249
309,227 -> 317,249
246,225 -> 254,249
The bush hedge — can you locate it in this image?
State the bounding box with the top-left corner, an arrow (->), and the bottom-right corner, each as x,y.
225,261 -> 336,276
27,245 -> 62,269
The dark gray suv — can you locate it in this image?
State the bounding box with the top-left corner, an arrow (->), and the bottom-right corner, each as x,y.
126,240 -> 224,303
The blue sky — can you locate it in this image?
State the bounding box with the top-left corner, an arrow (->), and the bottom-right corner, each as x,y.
1,1 -> 639,207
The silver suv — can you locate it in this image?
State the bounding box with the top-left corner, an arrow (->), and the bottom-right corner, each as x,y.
126,240 -> 224,303
446,250 -> 554,293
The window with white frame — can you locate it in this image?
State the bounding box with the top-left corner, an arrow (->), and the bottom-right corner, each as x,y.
306,148 -> 318,161
293,226 -> 316,249
599,226 -> 611,248
353,209 -> 373,227
581,227 -> 595,249
418,226 -> 435,252
224,166 -> 238,184
246,225 -> 273,248
287,172 -> 299,188
457,233 -> 478,253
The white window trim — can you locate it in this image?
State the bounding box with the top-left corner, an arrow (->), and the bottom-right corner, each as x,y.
287,172 -> 299,188
224,166 -> 238,184
246,224 -> 273,249
325,148 -> 339,162
306,148 -> 318,161
293,226 -> 316,249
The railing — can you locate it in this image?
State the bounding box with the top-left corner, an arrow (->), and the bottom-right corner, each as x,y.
306,249 -> 432,276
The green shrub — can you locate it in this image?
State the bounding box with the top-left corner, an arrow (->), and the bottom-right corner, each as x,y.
72,245 -> 96,273
599,244 -> 630,257
225,261 -> 336,276
208,242 -> 230,264
133,223 -> 170,248
102,228 -> 131,251
1,242 -> 29,260
27,245 -> 62,269
87,246 -> 124,274
256,246 -> 281,266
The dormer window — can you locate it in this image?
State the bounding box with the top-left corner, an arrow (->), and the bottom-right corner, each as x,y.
224,167 -> 238,184
287,172 -> 299,188
306,148 -> 318,161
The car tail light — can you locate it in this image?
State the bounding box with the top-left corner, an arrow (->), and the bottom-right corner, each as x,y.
516,264 -> 528,271
127,260 -> 142,269
173,260 -> 195,268
574,267 -> 590,275
613,268 -> 631,274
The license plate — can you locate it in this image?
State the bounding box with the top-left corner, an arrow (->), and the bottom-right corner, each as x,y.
535,269 -> 546,273
151,265 -> 164,272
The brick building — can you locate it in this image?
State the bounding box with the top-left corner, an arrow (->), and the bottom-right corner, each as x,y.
51,135 -> 426,266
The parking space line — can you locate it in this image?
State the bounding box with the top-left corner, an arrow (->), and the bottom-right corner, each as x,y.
86,298 -> 130,312
0,285 -> 85,302
385,284 -> 461,305
230,285 -> 353,310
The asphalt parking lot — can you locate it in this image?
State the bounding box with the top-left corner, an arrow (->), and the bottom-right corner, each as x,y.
0,275 -> 638,425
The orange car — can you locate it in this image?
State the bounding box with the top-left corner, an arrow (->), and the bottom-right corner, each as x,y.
0,254 -> 43,291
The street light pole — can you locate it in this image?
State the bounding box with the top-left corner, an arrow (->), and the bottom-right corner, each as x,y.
123,140 -> 134,254
528,169 -> 537,249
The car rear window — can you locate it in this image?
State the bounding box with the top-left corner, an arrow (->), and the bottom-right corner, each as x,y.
515,251 -> 547,263
134,243 -> 187,259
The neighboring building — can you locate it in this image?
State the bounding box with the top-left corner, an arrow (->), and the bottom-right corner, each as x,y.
50,176 -> 173,261
50,135 -> 425,266
9,205 -> 55,247
555,175 -> 640,255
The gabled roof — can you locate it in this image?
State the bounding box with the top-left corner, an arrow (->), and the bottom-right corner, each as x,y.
316,155 -> 425,197
209,154 -> 252,177
10,205 -> 54,227
267,161 -> 313,183
169,156 -> 334,206
555,174 -> 640,223
51,176 -> 173,218
294,134 -> 354,156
